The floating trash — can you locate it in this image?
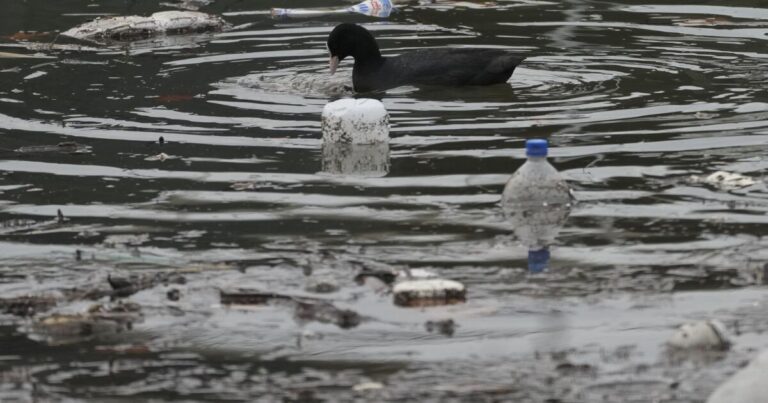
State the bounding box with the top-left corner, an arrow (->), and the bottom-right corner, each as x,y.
393,279 -> 466,307
60,11 -> 230,42
160,0 -> 213,11
15,142 -> 91,155
690,171 -> 757,190
26,302 -> 142,345
707,349 -> 768,403
501,139 -> 572,273
321,142 -> 390,177
145,152 -> 173,161
272,0 -> 394,19
321,98 -> 389,144
219,289 -> 361,329
667,320 -> 730,350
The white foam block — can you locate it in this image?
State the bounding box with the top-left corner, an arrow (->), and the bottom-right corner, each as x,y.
321,98 -> 389,144
393,279 -> 466,307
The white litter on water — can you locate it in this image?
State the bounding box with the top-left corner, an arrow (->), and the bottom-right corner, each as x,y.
690,170 -> 756,190
321,99 -> 389,144
61,11 -> 229,41
667,320 -> 730,350
393,279 -> 466,307
707,349 -> 768,403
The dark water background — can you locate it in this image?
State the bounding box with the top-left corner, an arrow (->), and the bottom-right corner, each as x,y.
1,0 -> 767,401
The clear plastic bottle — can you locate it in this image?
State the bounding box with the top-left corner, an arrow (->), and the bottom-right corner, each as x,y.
501,138 -> 571,209
501,138 -> 572,272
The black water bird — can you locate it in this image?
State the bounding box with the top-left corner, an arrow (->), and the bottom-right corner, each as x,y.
327,23 -> 526,92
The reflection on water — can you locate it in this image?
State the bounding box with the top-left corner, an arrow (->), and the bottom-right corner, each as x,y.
1,0 -> 768,400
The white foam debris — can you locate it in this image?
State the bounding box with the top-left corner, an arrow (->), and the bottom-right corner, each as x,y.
690,171 -> 756,190
667,320 -> 730,350
393,279 -> 466,307
321,98 -> 389,144
61,11 -> 229,41
707,349 -> 768,403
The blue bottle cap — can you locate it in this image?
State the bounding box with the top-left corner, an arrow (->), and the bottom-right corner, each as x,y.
525,139 -> 548,157
527,248 -> 550,273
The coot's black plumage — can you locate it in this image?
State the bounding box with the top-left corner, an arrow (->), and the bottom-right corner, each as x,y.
327,23 -> 525,92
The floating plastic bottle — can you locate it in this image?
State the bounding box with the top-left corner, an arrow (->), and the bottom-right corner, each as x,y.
501,139 -> 571,210
272,0 -> 394,19
501,139 -> 572,272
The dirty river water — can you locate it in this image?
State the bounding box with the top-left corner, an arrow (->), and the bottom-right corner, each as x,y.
1,0 -> 768,401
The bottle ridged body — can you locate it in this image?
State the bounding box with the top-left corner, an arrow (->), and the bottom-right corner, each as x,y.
501,157 -> 571,209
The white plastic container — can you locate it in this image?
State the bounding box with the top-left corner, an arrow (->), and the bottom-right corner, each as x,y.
667,320 -> 730,350
321,99 -> 389,144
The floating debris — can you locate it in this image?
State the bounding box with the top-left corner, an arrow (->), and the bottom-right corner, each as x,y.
352,382 -> 384,392
425,319 -> 456,336
272,0 -> 394,19
393,279 -> 466,307
667,320 -> 730,350
294,300 -> 361,329
321,98 -> 389,144
15,142 -> 92,154
167,289 -> 181,301
220,289 -> 361,329
707,349 -> 768,403
690,171 -> 756,190
61,11 -> 230,42
160,0 -> 213,11
145,152 -> 173,161
27,302 -> 142,345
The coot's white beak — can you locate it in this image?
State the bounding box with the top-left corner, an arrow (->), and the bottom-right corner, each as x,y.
329,55 -> 339,75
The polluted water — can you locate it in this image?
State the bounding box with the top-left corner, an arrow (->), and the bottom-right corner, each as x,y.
2,0 -> 768,401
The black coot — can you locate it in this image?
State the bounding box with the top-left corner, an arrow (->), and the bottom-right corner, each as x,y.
327,23 -> 526,92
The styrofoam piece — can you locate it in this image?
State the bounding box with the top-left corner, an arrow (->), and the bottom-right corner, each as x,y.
393,279 -> 466,307
707,349 -> 768,403
61,11 -> 229,41
667,320 -> 730,350
321,98 -> 389,144
320,142 -> 389,177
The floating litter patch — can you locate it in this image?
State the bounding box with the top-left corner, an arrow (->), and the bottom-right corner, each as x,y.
393,279 -> 466,307
690,171 -> 756,190
667,320 -> 730,350
321,98 -> 389,144
61,11 -> 230,42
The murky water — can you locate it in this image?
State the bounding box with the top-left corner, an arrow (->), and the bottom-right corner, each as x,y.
1,0 -> 767,400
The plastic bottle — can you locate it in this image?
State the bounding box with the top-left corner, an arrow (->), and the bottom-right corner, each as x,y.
501,139 -> 571,209
501,138 -> 572,273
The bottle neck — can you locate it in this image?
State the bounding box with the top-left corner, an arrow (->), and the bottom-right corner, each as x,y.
526,156 -> 546,161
